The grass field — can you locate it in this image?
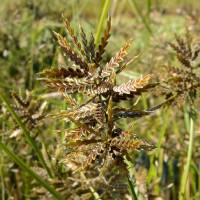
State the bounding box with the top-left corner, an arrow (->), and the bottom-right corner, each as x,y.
0,0 -> 200,199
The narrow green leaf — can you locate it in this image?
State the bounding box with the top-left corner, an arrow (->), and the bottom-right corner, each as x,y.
95,0 -> 111,46
179,116 -> 194,200
0,93 -> 53,178
127,177 -> 138,200
0,141 -> 64,200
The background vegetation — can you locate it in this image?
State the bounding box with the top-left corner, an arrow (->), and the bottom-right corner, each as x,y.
0,0 -> 200,199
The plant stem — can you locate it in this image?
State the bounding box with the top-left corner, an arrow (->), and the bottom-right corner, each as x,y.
0,141 -> 64,200
179,117 -> 194,200
127,177 -> 138,200
0,156 -> 5,200
146,0 -> 152,16
95,0 -> 111,46
80,172 -> 102,200
0,93 -> 53,178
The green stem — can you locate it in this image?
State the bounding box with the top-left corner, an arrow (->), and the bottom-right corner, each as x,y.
0,93 -> 53,178
127,177 -> 138,200
146,0 -> 152,17
95,0 -> 111,46
179,117 -> 194,200
0,157 -> 5,200
0,141 -> 64,200
80,172 -> 102,200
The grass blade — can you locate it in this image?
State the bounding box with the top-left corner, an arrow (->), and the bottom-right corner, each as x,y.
0,141 -> 64,200
179,116 -> 194,200
127,177 -> 138,200
124,157 -> 139,200
95,0 -> 111,46
0,93 -> 53,178
80,172 -> 102,200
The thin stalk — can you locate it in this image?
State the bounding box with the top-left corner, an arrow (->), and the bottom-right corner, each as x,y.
129,0 -> 153,35
0,93 -> 53,178
179,117 -> 194,200
95,0 -> 111,46
0,157 -> 5,200
0,141 -> 64,200
127,177 -> 138,200
146,0 -> 152,17
80,172 -> 102,200
124,157 -> 140,200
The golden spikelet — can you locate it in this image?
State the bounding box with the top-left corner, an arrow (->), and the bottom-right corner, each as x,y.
62,93 -> 77,107
80,27 -> 90,61
63,17 -> 85,56
96,17 -> 111,64
39,17 -> 158,176
52,102 -> 104,125
53,31 -> 89,72
12,91 -> 30,108
68,102 -> 102,121
64,127 -> 92,142
39,67 -> 85,78
110,134 -> 155,152
45,77 -> 111,96
88,33 -> 96,62
113,74 -> 151,95
11,92 -> 46,129
169,32 -> 194,68
85,82 -> 111,95
82,143 -> 106,170
107,96 -> 113,133
100,40 -> 132,78
44,77 -> 94,94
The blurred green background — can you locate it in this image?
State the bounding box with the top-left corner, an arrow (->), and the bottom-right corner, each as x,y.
0,0 -> 200,200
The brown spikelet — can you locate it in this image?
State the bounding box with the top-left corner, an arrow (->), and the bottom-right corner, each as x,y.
63,142 -> 105,171
82,143 -> 106,170
185,30 -> 192,58
89,33 -> 96,62
110,134 -> 155,152
113,75 -> 151,95
69,102 -> 102,121
95,17 -> 111,64
177,54 -> 191,68
53,31 -> 89,72
44,77 -> 94,94
63,18 -> 85,56
39,17 -> 159,177
107,96 -> 113,134
44,77 -> 110,96
62,93 -> 77,107
80,30 -> 96,64
81,27 -> 90,62
64,127 -> 92,142
11,92 -> 46,129
86,82 -> 111,95
166,31 -> 200,105
101,40 -> 131,78
39,67 -> 85,79
52,102 -> 104,125
111,83 -> 158,102
67,138 -> 103,149
169,32 -> 194,68
12,92 -> 30,108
